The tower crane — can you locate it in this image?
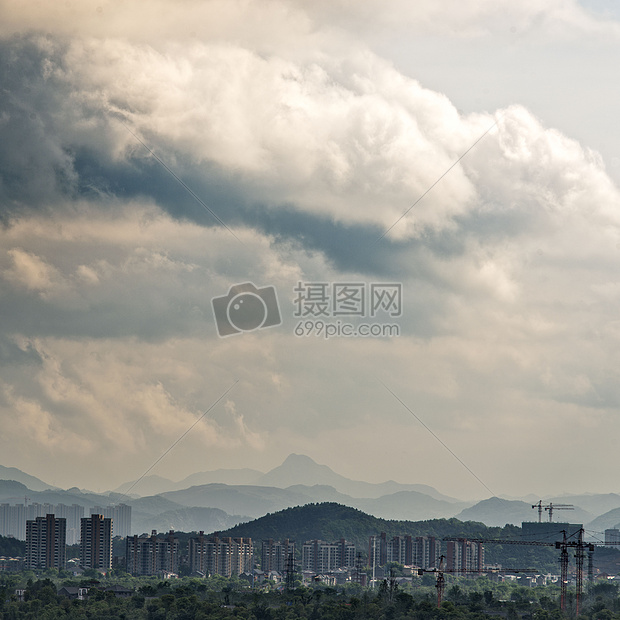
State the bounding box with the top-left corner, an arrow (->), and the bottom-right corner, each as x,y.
531,500 -> 574,523
444,531 -> 597,615
546,503 -> 574,523
417,555 -> 537,608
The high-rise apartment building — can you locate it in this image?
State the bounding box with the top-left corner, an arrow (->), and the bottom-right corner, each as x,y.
188,533 -> 253,577
126,530 -> 179,576
445,539 -> 484,573
0,503 -> 84,543
301,539 -> 355,573
80,514 -> 112,570
368,533 -> 388,568
413,536 -> 440,569
90,505 -> 131,538
605,529 -> 620,546
53,504 -> 84,545
25,514 -> 66,570
370,534 -> 440,569
261,538 -> 295,573
0,504 -> 26,540
387,536 -> 408,565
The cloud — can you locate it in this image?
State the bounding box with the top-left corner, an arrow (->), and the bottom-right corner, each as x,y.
3,29 -> 618,252
2,0 -> 617,47
291,0 -> 620,38
4,248 -> 67,296
1,2 -> 620,496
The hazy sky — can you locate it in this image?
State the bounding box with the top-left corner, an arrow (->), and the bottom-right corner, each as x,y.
1,0 -> 620,500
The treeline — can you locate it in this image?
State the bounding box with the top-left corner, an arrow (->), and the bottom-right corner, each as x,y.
0,573 -> 619,619
216,503 -> 572,573
219,503 -> 524,546
0,535 -> 25,558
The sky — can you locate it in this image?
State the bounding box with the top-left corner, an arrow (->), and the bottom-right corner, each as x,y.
1,0 -> 620,500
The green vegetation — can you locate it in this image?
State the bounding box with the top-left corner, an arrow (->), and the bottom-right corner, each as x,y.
0,569 -> 619,619
0,535 -> 25,558
218,503 -> 575,573
3,502 -> 619,617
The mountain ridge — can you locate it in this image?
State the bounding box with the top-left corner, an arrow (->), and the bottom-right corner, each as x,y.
0,465 -> 55,492
112,453 -> 461,502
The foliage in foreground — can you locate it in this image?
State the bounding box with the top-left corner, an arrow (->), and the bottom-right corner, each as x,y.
0,571 -> 619,619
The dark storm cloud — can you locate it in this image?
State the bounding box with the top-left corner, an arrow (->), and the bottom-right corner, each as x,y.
0,36 -> 413,279
0,34 -> 466,297
0,333 -> 42,367
0,37 -> 78,218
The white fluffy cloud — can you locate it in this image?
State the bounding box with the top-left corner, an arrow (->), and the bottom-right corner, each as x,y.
13,31 -> 618,244
1,0 -> 620,496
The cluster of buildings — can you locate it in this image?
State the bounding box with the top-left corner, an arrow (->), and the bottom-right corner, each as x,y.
2,503 -> 84,544
25,513 -> 113,571
261,538 -> 295,573
367,534 -> 483,579
20,513 -> 181,577
189,533 -> 253,577
12,514 -> 607,584
301,539 -> 356,573
368,534 -> 441,570
126,530 -> 180,576
8,519 -> 490,582
253,538 -> 361,586
124,532 -> 257,578
0,502 -> 131,544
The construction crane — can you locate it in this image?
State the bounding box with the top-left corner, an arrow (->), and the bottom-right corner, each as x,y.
444,531 -> 594,614
417,555 -> 537,608
555,529 -> 597,617
531,500 -> 574,523
284,551 -> 296,591
546,503 -> 574,523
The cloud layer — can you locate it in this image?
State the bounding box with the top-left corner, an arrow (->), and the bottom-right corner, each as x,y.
1,1 -> 620,497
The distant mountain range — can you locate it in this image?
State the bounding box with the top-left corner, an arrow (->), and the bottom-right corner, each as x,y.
2,455 -> 620,537
0,465 -> 55,492
113,454 -> 460,502
456,497 -> 594,528
586,507 -> 620,533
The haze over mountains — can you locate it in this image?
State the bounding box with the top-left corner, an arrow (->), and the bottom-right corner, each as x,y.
1,454 -> 620,537
114,454 -> 458,501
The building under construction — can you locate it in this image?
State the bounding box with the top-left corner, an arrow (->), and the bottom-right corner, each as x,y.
521,522 -> 583,543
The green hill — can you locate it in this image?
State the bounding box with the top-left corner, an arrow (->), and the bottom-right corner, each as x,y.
216,502 -> 521,546
213,502 -> 583,573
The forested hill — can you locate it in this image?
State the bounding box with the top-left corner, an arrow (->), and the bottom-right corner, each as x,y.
215,502 -> 522,549
214,502 -> 594,573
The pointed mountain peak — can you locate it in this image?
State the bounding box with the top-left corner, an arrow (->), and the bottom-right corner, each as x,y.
281,454 -> 320,466
258,454 -> 339,488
